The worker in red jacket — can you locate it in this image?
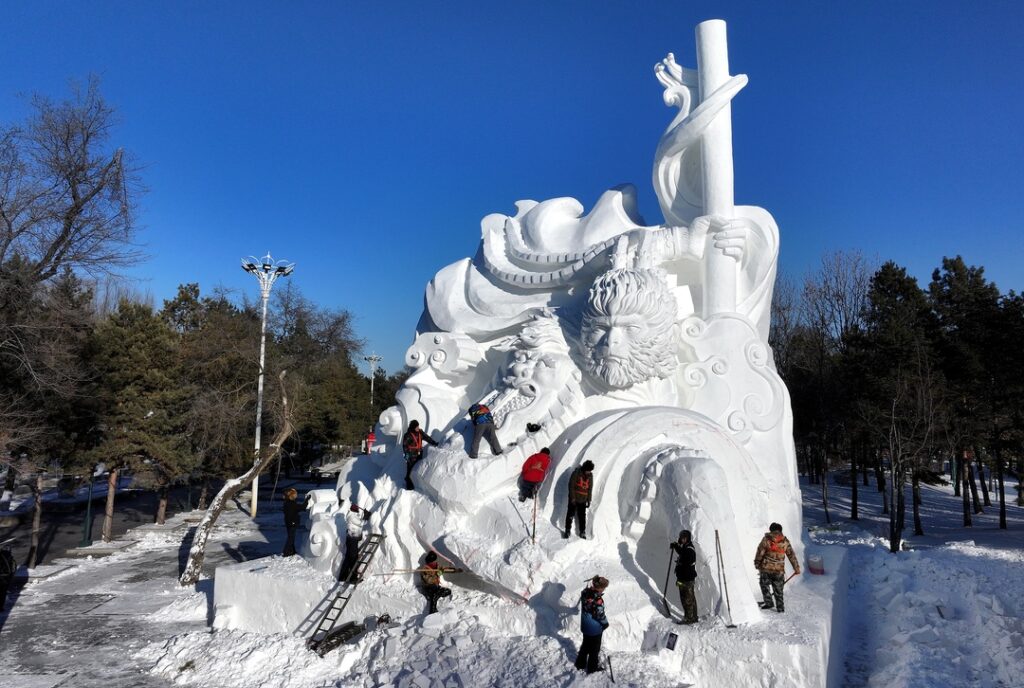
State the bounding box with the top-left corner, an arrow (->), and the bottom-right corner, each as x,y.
518,448 -> 552,502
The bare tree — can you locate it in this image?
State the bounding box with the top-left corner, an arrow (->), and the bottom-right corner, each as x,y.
0,77 -> 141,282
769,271 -> 799,374
179,371 -> 296,586
801,250 -> 875,355
885,348 -> 941,551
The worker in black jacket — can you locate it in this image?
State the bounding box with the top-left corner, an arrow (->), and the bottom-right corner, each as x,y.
0,541 -> 16,611
282,488 -> 303,556
670,529 -> 698,624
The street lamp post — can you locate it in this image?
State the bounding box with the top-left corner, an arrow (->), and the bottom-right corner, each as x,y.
79,465 -> 97,547
364,352 -> 382,410
242,252 -> 294,518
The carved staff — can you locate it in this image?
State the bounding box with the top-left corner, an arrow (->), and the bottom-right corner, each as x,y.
696,19 -> 738,317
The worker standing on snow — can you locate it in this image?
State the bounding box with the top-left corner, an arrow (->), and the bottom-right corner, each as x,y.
753,522 -> 801,612
337,502 -> 372,583
467,402 -> 503,459
281,487 -> 303,557
575,575 -> 610,674
518,448 -> 552,502
419,551 -> 453,614
564,460 -> 595,539
670,529 -> 698,624
0,541 -> 15,612
402,420 -> 438,490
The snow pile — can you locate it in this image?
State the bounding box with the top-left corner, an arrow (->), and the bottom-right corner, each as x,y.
151,589 -> 210,623
141,607 -> 688,687
842,537 -> 1023,688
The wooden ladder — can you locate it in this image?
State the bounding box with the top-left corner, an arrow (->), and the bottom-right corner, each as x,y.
305,533 -> 385,654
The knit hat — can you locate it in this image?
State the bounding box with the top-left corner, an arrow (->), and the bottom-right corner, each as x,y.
679,529 -> 692,542
425,551 -> 438,564
769,522 -> 783,533
581,460 -> 595,471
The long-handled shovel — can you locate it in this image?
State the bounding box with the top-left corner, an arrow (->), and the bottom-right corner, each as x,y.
661,547 -> 675,618
531,490 -> 539,544
715,530 -> 737,628
784,570 -> 799,585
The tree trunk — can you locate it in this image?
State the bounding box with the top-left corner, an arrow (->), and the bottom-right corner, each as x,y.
822,453 -> 831,525
874,452 -> 885,492
967,460 -> 983,514
197,478 -> 210,510
180,371 -> 293,587
850,447 -> 859,521
961,460 -> 972,527
888,463 -> 901,553
862,447 -> 869,486
997,451 -> 1006,530
952,454 -> 961,496
877,452 -> 889,515
912,470 -> 924,536
102,468 -> 119,542
978,458 -> 991,506
27,473 -> 44,568
1018,459 -> 1023,506
155,485 -> 168,525
896,470 -> 906,535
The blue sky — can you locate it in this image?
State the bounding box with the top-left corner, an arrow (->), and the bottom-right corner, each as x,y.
2,1 -> 1022,373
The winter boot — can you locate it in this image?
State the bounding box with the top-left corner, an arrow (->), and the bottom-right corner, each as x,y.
562,530 -> 570,539
759,601 -> 774,610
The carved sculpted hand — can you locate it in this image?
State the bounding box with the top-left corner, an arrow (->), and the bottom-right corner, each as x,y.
710,218 -> 749,263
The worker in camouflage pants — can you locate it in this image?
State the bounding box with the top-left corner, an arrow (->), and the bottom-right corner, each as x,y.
753,522 -> 801,612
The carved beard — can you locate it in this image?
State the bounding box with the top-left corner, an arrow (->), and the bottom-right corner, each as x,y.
583,327 -> 679,389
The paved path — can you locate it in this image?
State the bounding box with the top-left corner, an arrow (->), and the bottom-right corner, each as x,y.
0,482 -> 312,688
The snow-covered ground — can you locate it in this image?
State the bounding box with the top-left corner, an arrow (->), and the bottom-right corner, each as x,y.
1,475 -> 1021,687
803,474 -> 1024,688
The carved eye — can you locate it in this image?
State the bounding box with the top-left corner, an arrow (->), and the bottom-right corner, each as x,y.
627,325 -> 641,333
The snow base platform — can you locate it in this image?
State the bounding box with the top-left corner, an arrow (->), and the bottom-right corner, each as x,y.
213,555 -> 421,636
642,544 -> 847,688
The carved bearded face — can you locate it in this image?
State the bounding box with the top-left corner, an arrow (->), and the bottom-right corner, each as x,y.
580,268 -> 679,389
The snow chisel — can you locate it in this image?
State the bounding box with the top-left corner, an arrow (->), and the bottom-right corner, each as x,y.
606,653 -> 615,683
784,571 -> 798,585
661,547 -> 675,617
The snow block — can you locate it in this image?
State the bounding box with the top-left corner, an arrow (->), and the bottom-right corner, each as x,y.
213,555 -> 422,635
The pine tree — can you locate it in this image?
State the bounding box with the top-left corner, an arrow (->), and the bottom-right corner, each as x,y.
89,300 -> 194,532
857,262 -> 943,551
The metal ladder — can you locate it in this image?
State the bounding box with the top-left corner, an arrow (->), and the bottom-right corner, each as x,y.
305,533 -> 385,654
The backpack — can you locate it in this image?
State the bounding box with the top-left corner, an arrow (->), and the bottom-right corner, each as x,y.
469,404 -> 493,424
571,470 -> 591,500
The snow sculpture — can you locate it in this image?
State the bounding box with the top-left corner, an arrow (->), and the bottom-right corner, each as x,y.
300,489 -> 342,575
347,19 -> 801,633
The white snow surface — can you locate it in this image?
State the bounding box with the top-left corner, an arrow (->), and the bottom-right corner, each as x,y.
145,478 -> 1024,688
3,476 -> 1022,687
